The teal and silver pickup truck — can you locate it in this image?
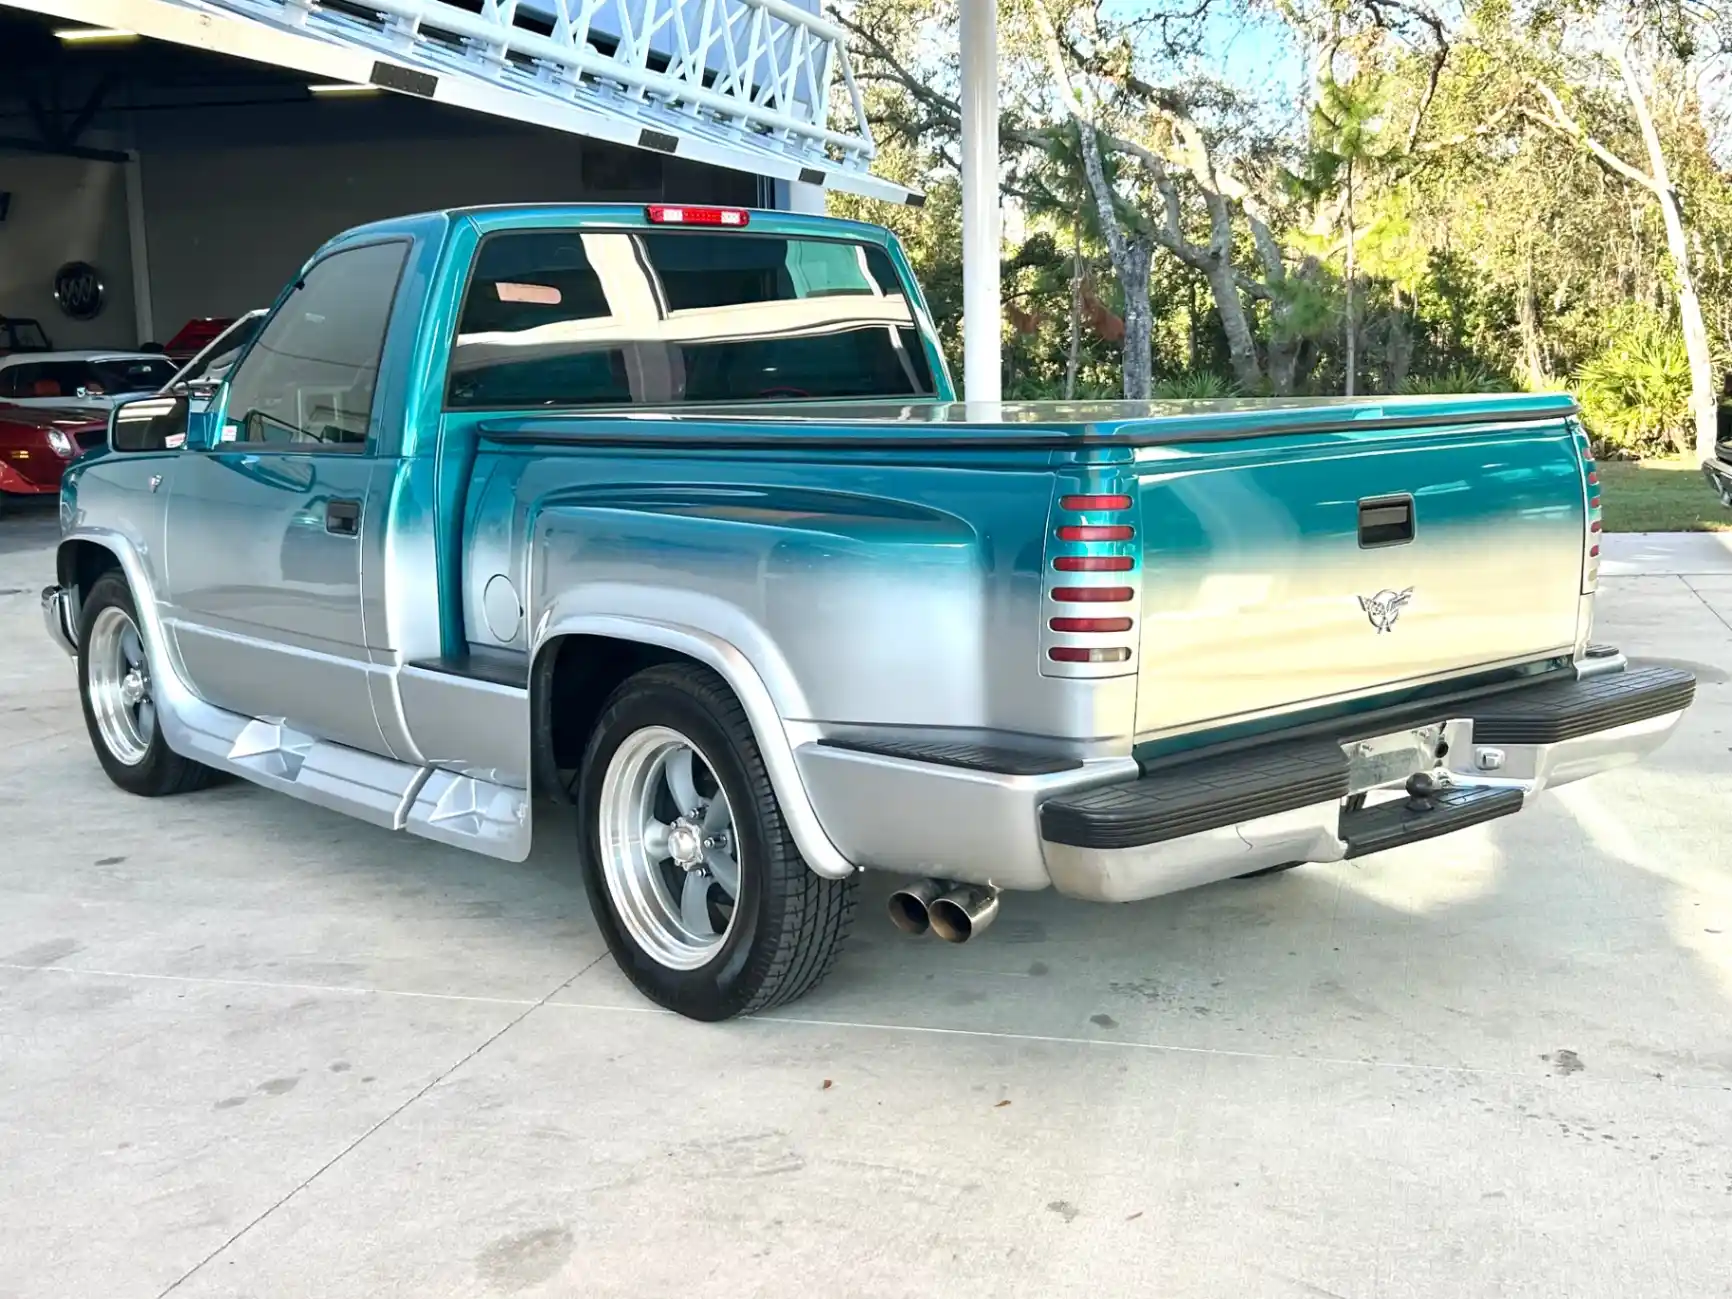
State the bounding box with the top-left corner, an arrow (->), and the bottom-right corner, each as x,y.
43,204 -> 1696,1020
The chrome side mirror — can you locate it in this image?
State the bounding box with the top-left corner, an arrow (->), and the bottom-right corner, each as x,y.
108,394 -> 191,454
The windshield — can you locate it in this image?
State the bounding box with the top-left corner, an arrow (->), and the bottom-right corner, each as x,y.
2,320 -> 51,351
447,229 -> 937,409
1,357 -> 177,399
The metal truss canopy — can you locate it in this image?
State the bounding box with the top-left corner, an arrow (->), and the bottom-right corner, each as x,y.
2,0 -> 922,204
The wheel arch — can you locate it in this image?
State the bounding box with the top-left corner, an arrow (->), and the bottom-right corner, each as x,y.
56,532 -> 155,648
56,536 -> 126,619
530,614 -> 854,880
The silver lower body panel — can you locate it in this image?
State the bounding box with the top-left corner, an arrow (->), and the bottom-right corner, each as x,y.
793,744 -> 1138,892
175,697 -> 533,862
44,580 -> 532,862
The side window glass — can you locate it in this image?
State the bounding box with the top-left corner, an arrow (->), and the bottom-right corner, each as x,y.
222,242 -> 407,451
0,367 -> 22,397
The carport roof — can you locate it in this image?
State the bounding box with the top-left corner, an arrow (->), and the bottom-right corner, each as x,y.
0,0 -> 921,205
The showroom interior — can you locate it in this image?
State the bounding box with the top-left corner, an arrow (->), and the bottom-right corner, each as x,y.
0,5 -> 776,354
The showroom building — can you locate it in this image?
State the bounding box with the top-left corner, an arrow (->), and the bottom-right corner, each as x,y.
0,0 -> 912,353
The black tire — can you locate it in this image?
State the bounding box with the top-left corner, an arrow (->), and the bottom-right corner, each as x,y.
77,572 -> 218,797
576,663 -> 857,1021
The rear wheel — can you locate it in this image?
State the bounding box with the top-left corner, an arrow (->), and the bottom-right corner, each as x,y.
77,572 -> 216,796
576,663 -> 856,1021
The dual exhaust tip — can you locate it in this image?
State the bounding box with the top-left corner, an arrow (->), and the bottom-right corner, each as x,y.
888,879 -> 1001,944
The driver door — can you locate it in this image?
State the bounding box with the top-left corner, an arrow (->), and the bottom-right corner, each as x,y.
161,239 -> 408,755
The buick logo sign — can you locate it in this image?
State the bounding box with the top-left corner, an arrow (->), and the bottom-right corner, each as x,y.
53,261 -> 107,322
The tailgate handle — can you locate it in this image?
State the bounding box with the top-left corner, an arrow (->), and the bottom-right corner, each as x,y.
1358,496 -> 1414,548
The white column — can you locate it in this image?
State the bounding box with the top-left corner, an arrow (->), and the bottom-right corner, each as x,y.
123,151 -> 155,345
958,0 -> 1001,405
776,179 -> 828,215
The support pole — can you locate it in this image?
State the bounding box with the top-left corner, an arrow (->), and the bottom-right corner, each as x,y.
958,0 -> 1001,405
124,150 -> 155,346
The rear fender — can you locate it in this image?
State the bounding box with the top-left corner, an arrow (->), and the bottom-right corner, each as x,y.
531,590 -> 852,880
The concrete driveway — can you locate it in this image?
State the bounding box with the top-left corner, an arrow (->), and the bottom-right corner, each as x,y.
3,504 -> 1730,1299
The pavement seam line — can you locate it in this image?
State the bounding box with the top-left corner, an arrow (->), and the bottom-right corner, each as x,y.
152,954 -> 608,1298
534,997 -> 1732,1091
0,962 -> 544,1007
1679,574 -> 1732,633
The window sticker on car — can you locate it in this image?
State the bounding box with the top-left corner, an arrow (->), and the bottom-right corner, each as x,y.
221,424 -> 238,442
496,282 -> 563,305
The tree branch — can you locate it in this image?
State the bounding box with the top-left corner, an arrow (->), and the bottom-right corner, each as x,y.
1522,78 -> 1662,195
1029,0 -> 1136,270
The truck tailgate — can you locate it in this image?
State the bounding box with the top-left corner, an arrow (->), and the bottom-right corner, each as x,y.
1128,419 -> 1590,739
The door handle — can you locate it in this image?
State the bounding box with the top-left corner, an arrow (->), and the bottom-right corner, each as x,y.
325,498 -> 362,537
1357,495 -> 1415,547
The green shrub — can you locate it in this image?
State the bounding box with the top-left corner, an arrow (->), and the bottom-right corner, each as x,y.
1151,371 -> 1242,400
1398,363 -> 1512,395
1573,309 -> 1692,457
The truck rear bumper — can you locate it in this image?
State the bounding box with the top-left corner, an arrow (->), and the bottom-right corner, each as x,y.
1704,456 -> 1732,507
798,661 -> 1694,902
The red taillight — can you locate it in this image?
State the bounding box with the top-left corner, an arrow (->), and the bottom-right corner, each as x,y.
1057,524 -> 1133,542
1590,519 -> 1601,533
1050,616 -> 1133,633
1059,494 -> 1131,511
1590,544 -> 1600,557
646,205 -> 749,227
1051,586 -> 1133,603
1588,471 -> 1599,485
1054,556 -> 1133,572
1589,496 -> 1601,509
1048,647 -> 1132,663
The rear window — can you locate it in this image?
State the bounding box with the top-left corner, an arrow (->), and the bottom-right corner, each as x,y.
447,229 -> 936,409
0,357 -> 176,399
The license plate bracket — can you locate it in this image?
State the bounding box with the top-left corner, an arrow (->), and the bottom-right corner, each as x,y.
1343,724 -> 1444,794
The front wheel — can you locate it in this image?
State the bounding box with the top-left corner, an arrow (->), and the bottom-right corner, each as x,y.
77,572 -> 216,796
576,663 -> 856,1021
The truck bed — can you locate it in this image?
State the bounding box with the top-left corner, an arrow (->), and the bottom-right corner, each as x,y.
474,391 -> 1592,755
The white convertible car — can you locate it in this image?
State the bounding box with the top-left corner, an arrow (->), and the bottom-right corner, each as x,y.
0,350 -> 179,410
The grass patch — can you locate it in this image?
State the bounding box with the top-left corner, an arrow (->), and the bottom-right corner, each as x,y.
1597,456 -> 1731,533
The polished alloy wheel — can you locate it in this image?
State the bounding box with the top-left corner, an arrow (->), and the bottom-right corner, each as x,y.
597,725 -> 742,970
85,605 -> 154,766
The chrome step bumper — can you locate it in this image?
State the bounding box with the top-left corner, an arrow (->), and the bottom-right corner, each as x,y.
797,660 -> 1693,902
1037,663 -> 1694,901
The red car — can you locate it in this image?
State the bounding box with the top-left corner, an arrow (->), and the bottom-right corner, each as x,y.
0,402 -> 106,515
163,317 -> 237,363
